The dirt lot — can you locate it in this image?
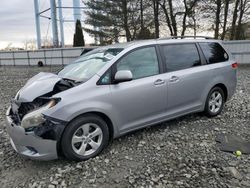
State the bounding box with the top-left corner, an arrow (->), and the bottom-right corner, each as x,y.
0,66 -> 250,188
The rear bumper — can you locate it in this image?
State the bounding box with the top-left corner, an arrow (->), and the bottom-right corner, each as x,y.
6,107 -> 58,160
227,72 -> 237,101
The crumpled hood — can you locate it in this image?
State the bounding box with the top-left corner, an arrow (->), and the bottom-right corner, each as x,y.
18,72 -> 62,102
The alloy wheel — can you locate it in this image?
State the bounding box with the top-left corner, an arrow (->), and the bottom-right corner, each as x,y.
71,123 -> 103,156
208,91 -> 223,113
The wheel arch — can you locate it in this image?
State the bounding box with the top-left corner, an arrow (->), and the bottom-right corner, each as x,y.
212,83 -> 228,101
64,111 -> 115,141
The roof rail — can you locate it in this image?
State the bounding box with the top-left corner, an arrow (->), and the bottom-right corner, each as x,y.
159,36 -> 214,40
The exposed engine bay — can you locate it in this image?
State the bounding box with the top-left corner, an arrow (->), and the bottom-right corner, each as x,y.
11,77 -> 78,125
8,76 -> 77,142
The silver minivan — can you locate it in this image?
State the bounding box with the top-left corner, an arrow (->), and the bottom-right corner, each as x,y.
6,38 -> 237,161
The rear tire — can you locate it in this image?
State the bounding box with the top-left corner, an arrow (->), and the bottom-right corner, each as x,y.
204,87 -> 225,117
61,114 -> 109,161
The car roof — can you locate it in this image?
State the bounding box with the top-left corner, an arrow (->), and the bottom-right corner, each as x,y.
102,40 -> 156,49
104,38 -> 221,50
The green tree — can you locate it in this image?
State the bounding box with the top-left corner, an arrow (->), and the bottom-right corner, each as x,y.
136,27 -> 154,39
84,0 -> 156,44
84,0 -> 121,44
73,19 -> 85,47
84,0 -> 132,44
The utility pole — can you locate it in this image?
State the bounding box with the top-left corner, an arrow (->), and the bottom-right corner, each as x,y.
58,0 -> 65,47
34,0 -> 84,48
34,0 -> 41,49
73,0 -> 81,23
50,0 -> 59,47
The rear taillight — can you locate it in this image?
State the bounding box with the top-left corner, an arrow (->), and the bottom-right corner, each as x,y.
232,62 -> 238,69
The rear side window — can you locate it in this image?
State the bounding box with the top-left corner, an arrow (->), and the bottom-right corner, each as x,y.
161,44 -> 201,72
199,42 -> 229,64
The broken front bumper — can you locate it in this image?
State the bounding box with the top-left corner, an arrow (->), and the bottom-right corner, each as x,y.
5,107 -> 62,160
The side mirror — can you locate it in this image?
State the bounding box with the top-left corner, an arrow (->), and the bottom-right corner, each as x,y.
114,70 -> 133,83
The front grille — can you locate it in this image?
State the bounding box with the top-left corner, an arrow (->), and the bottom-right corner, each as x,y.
11,113 -> 20,125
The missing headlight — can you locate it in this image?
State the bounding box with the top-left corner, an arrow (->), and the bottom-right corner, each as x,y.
21,99 -> 59,129
26,116 -> 67,141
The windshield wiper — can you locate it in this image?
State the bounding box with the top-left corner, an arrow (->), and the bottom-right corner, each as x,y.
62,77 -> 82,85
75,56 -> 109,64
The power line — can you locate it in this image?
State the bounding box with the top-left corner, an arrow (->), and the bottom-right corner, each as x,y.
34,0 -> 85,48
64,22 -> 75,34
40,0 -> 47,12
45,20 -> 51,41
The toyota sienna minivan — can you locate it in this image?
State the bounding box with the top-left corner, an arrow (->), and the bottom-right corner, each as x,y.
6,37 -> 237,161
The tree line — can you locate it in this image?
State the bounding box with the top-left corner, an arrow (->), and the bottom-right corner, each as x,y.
83,0 -> 250,44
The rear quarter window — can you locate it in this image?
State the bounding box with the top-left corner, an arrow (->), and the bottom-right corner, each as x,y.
199,42 -> 229,64
161,43 -> 201,72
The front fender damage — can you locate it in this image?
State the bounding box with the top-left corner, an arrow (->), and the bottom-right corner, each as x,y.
6,72 -> 79,160
10,73 -> 76,140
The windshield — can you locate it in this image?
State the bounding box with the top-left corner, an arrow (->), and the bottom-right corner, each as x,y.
58,48 -> 123,81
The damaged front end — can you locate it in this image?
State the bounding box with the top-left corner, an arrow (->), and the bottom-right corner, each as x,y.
6,72 -> 76,160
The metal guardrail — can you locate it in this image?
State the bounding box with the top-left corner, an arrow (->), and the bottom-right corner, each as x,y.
223,40 -> 250,64
0,41 -> 250,65
0,47 -> 97,66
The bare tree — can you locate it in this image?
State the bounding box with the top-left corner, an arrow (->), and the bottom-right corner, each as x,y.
160,0 -> 200,36
121,0 -> 132,41
140,0 -> 144,30
160,0 -> 178,36
181,0 -> 199,36
2,43 -> 13,51
168,0 -> 178,36
221,0 -> 230,40
160,0 -> 174,35
153,0 -> 160,38
85,0 -> 250,43
24,39 -> 37,50
230,0 -> 240,40
42,37 -> 53,48
235,0 -> 250,39
214,0 -> 222,39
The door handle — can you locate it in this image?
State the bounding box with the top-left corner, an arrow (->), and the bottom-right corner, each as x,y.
154,79 -> 165,86
169,76 -> 179,82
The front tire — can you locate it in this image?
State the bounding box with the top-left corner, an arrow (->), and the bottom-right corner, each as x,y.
204,87 -> 225,117
61,114 -> 109,161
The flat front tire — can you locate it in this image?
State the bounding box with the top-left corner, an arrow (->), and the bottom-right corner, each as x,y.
61,114 -> 109,161
204,87 -> 225,117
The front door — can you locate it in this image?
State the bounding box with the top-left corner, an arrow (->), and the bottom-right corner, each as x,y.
110,46 -> 167,133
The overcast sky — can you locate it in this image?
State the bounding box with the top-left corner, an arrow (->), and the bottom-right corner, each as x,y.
0,0 -> 93,49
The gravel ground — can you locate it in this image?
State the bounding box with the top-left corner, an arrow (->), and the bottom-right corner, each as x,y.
0,65 -> 250,188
